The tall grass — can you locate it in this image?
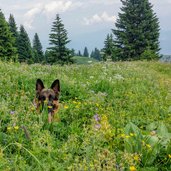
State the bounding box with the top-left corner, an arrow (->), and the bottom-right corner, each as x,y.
0,61 -> 171,170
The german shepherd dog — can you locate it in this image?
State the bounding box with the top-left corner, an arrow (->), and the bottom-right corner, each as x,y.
35,79 -> 60,123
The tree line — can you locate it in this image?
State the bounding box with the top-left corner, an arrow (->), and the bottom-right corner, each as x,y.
0,0 -> 160,64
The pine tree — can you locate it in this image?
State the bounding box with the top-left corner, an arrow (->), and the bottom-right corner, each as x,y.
83,47 -> 89,57
8,14 -> 18,50
48,14 -> 73,64
78,50 -> 82,56
33,33 -> 44,63
18,25 -> 33,63
0,10 -> 17,61
91,48 -> 101,61
103,34 -> 114,61
113,0 -> 160,60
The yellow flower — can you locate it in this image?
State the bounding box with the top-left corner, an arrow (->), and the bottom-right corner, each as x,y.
130,166 -> 136,171
168,154 -> 171,159
73,101 -> 77,104
120,133 -> 125,138
14,126 -> 19,130
146,144 -> 152,149
134,154 -> 140,162
130,133 -> 134,137
48,106 -> 52,109
7,127 -> 12,131
64,105 -> 69,109
125,135 -> 130,138
31,107 -> 35,111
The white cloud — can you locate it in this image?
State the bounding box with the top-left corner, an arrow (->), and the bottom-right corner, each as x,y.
83,12 -> 116,25
23,1 -> 75,30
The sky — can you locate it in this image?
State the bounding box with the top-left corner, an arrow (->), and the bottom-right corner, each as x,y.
0,0 -> 171,55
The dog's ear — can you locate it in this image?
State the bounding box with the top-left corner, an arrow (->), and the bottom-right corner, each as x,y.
36,79 -> 44,94
51,79 -> 60,94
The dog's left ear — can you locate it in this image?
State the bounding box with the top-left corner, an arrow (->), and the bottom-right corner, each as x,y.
51,79 -> 60,95
36,79 -> 44,95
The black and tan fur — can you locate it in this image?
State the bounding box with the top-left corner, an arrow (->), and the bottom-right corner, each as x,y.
35,79 -> 60,123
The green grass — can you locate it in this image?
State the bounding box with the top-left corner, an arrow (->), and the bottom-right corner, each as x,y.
0,61 -> 171,170
72,56 -> 99,64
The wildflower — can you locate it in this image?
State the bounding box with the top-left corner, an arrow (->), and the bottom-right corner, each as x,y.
94,114 -> 100,122
10,111 -> 15,115
31,107 -> 35,111
134,154 -> 140,162
150,130 -> 156,136
120,133 -> 125,138
73,101 -> 77,104
48,106 -> 52,109
129,166 -> 136,171
168,154 -> 171,159
7,127 -> 12,131
94,124 -> 101,130
130,133 -> 135,137
64,105 -> 69,109
146,144 -> 152,149
14,126 -> 19,130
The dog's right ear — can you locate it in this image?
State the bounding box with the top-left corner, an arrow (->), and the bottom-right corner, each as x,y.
36,79 -> 44,95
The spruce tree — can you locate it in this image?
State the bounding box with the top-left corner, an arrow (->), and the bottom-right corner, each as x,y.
0,10 -> 17,61
113,0 -> 160,60
48,14 -> 73,64
18,25 -> 33,63
33,33 -> 44,63
8,14 -> 18,50
103,34 -> 114,61
83,47 -> 89,57
78,50 -> 82,56
91,48 -> 101,61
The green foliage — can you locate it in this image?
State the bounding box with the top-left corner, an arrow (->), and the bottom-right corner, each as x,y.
0,61 -> 171,170
18,25 -> 33,63
32,33 -> 44,63
0,10 -> 17,61
90,47 -> 101,61
48,14 -> 73,64
113,0 -> 160,60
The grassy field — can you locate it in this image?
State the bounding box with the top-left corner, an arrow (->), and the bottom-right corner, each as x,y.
0,61 -> 171,170
72,56 -> 98,64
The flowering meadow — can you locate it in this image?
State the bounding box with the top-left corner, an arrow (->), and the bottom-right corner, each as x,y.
0,61 -> 171,170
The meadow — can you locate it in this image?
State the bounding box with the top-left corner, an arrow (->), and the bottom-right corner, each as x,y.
0,60 -> 171,170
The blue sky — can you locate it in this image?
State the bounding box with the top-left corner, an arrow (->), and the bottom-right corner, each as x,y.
0,0 -> 171,55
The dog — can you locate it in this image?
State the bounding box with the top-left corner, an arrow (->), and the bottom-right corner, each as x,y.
34,79 -> 60,123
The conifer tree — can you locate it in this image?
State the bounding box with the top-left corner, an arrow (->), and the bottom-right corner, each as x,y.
33,33 -> 44,63
78,50 -> 82,56
0,10 -> 17,61
18,25 -> 33,63
113,0 -> 160,60
103,34 -> 114,61
83,47 -> 89,57
91,48 -> 101,61
48,14 -> 73,64
8,14 -> 18,50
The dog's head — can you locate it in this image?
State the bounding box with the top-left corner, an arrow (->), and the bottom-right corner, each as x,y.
36,79 -> 60,123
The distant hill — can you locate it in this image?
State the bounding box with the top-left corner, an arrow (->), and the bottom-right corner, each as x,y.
72,56 -> 99,64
